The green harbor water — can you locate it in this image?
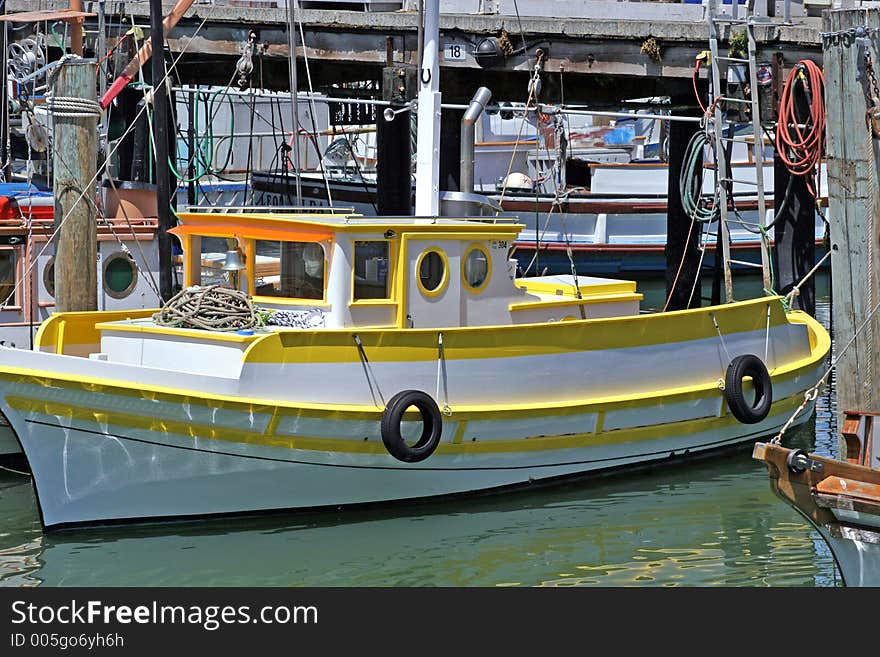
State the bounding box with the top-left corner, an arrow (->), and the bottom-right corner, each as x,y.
0,275 -> 841,587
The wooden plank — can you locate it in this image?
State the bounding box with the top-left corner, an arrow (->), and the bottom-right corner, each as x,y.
823,9 -> 880,435
0,10 -> 93,22
816,476 -> 880,505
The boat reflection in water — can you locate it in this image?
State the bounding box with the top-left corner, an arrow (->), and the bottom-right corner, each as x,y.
0,416 -> 837,587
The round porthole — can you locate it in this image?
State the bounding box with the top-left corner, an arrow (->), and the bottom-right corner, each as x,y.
43,256 -> 55,298
462,244 -> 491,293
102,251 -> 138,299
416,248 -> 448,298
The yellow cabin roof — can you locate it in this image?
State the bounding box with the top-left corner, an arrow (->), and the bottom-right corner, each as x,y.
173,211 -> 524,241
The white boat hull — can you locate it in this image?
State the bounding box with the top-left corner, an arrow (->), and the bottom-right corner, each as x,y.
6,388 -> 813,528
818,525 -> 880,587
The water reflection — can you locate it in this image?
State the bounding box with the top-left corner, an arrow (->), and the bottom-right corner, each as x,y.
0,276 -> 839,587
0,437 -> 837,587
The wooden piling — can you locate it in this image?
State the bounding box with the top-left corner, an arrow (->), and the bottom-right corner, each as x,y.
51,59 -> 98,313
823,8 -> 880,422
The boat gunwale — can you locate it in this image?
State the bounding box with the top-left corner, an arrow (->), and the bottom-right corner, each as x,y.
0,306 -> 829,419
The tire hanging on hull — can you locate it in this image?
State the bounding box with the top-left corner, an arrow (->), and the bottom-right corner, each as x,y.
381,390 -> 443,463
725,354 -> 773,424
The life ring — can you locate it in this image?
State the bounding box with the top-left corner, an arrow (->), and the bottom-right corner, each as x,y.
381,390 -> 442,463
724,354 -> 773,424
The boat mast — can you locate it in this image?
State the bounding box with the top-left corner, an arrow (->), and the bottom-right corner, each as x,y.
286,0 -> 303,206
414,0 -> 440,216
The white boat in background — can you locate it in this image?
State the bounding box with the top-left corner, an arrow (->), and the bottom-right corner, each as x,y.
754,411 -> 880,586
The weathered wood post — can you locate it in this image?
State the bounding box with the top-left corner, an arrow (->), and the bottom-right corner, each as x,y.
823,8 -> 880,428
51,59 -> 99,312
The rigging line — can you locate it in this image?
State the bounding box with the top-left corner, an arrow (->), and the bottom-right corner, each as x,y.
296,8 -> 333,207
773,295 -> 880,445
167,73 -> 239,185
344,130 -> 379,214
511,0 -> 529,61
538,134 -> 582,305
0,16 -> 209,310
495,70 -> 541,216
685,223 -> 710,309
245,87 -> 256,205
104,175 -> 163,300
354,334 -> 385,407
710,312 -> 733,367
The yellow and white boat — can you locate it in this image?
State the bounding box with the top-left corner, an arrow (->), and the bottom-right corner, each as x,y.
0,208 -> 829,529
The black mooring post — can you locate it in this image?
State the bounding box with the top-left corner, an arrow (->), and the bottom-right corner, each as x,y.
664,103 -> 703,310
186,91 -> 196,206
377,64 -> 416,215
149,0 -> 174,301
773,151 -> 816,315
440,106 -> 463,193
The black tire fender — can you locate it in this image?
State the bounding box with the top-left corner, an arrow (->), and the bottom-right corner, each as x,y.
724,354 -> 773,424
381,390 -> 443,463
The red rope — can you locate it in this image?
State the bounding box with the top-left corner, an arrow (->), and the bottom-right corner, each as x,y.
776,60 -> 825,196
692,59 -> 708,115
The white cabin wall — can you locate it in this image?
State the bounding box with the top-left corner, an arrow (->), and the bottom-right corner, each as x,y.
461,243 -> 530,326
405,238 -> 462,329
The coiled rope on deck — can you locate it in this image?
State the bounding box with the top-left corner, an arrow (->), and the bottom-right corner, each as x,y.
153,285 -> 262,332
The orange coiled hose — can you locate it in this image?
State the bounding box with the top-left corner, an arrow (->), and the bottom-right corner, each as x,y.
775,60 -> 825,194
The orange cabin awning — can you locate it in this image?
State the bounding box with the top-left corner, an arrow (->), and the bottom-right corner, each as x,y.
168,223 -> 334,243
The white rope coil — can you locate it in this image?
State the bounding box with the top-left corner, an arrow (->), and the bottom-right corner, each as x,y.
47,96 -> 101,119
153,285 -> 261,332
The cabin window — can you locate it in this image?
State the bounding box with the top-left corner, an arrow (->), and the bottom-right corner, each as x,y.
0,250 -> 15,306
416,248 -> 447,297
194,236 -> 234,287
102,251 -> 138,299
462,244 -> 491,293
353,241 -> 390,300
254,240 -> 325,300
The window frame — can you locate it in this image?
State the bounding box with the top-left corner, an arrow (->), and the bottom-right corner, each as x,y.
351,239 -> 395,304
461,243 -> 492,294
415,247 -> 449,299
251,239 -> 329,304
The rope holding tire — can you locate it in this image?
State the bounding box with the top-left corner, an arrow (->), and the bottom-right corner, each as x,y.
724,354 -> 773,424
381,390 -> 443,463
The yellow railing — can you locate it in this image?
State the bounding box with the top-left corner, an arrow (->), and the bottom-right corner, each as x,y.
34,309 -> 158,356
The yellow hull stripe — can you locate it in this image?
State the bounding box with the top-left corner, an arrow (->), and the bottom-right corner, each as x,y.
6,391 -> 805,455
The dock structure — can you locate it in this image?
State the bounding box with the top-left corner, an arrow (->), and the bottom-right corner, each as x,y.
823,8 -> 880,426
7,0 -> 827,102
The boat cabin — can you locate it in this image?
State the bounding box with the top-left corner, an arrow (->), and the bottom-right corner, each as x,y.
33,211 -> 645,368
169,210 -> 643,329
